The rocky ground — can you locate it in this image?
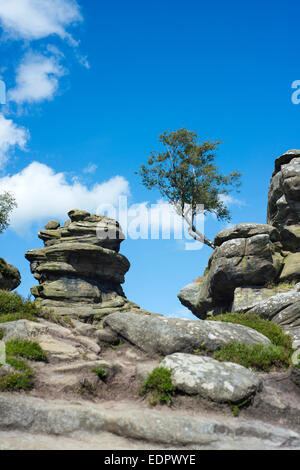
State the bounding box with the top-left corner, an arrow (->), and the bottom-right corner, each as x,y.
0,314 -> 299,450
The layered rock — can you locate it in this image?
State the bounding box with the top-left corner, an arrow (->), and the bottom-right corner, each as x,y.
25,209 -> 148,321
268,149 -> 300,251
179,150 -> 300,321
179,223 -> 283,318
0,258 -> 21,291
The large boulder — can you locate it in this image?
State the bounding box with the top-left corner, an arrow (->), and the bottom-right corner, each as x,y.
0,258 -> 21,291
178,223 -> 283,318
25,210 -> 150,321
268,150 -> 300,250
161,353 -> 262,403
103,312 -> 271,356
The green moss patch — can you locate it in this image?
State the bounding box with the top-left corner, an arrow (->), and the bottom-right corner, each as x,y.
92,368 -> 107,381
210,313 -> 293,352
139,367 -> 176,406
5,339 -> 48,362
0,355 -> 35,392
214,341 -> 291,372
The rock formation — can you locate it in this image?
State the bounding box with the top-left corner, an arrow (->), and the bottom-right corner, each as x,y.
178,149 -> 300,355
25,209 -> 149,321
0,258 -> 21,291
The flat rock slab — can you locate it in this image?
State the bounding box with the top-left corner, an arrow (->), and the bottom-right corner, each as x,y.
0,394 -> 299,450
161,353 -> 262,403
0,320 -> 100,362
103,313 -> 271,356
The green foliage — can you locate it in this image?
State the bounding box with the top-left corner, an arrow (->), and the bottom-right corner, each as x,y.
6,355 -> 32,372
0,191 -> 17,235
210,313 -> 293,352
0,290 -> 41,323
0,369 -> 33,391
0,328 -> 3,340
0,355 -> 34,392
136,128 -> 241,248
230,397 -> 252,417
214,341 -> 291,372
6,339 -> 48,362
92,367 -> 107,380
139,367 -> 176,406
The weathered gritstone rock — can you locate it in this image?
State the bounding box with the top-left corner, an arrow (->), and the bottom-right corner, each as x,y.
179,150 -> 300,318
0,394 -> 299,450
231,283 -> 300,352
103,312 -> 271,356
177,282 -> 202,316
25,210 -> 151,321
0,319 -> 101,362
268,150 -> 300,250
178,223 -> 283,319
0,258 -> 21,291
232,285 -> 294,313
161,353 -> 262,403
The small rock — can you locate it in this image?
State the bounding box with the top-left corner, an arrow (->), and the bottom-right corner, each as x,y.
45,220 -> 60,230
97,328 -> 120,345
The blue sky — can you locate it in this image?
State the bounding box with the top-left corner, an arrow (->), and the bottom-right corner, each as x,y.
0,0 -> 300,318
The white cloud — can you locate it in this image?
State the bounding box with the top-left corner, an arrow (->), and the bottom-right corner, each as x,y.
0,162 -> 130,231
219,194 -> 245,207
83,163 -> 98,175
0,114 -> 29,167
0,0 -> 82,45
9,52 -> 66,104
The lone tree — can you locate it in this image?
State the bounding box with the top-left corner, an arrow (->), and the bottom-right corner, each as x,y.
0,191 -> 17,234
136,128 -> 242,249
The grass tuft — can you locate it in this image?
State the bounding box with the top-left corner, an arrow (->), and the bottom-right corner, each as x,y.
5,339 -> 48,362
139,367 -> 176,406
209,313 -> 293,352
92,367 -> 107,381
214,341 -> 291,372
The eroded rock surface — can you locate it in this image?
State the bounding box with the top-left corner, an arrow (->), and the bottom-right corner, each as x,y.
103,312 -> 271,356
25,210 -> 151,321
178,223 -> 283,318
179,150 -> 300,321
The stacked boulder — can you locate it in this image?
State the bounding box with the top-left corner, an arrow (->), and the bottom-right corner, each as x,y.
25,209 -> 148,321
178,150 -> 300,348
